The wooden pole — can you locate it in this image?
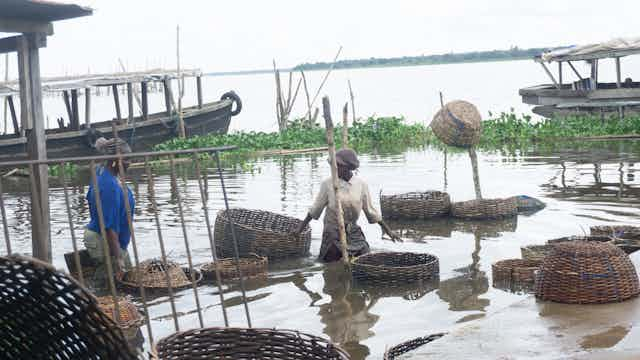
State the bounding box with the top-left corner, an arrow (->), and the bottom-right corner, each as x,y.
540,62 -> 560,89
342,102 -> 348,148
567,61 -> 584,81
439,91 -> 448,191
310,46 -> 343,109
176,25 -> 186,138
141,81 -> 148,121
348,79 -> 356,123
7,95 -> 18,135
163,79 -> 172,116
273,60 -> 286,131
112,84 -> 122,123
322,96 -> 349,264
196,75 -> 203,109
126,82 -> 134,124
84,87 -> 91,127
300,70 -> 312,123
70,89 -> 79,130
615,57 -> 622,88
468,148 -> 482,200
3,53 -> 7,134
558,62 -> 563,85
62,90 -> 72,124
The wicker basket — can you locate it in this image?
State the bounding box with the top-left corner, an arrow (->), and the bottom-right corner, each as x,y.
520,244 -> 553,262
380,191 -> 451,220
201,253 -> 268,282
492,259 -> 540,284
535,241 -> 640,304
430,100 -> 482,147
117,259 -> 202,292
214,208 -> 311,260
352,252 -> 439,285
384,333 -> 446,360
591,225 -> 640,239
547,235 -> 613,245
96,296 -> 144,340
450,197 -> 518,220
155,327 -> 350,359
612,238 -> 640,255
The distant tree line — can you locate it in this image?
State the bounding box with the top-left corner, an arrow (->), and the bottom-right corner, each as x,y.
293,46 -> 552,71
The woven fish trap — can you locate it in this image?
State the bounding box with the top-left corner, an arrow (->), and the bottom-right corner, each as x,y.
492,259 -> 541,285
383,333 -> 446,360
96,296 -> 144,340
214,208 -> 311,260
430,100 -> 482,147
535,241 -> 640,304
591,225 -> 640,239
520,244 -> 554,262
352,252 -> 439,285
546,235 -> 640,255
155,327 -> 350,359
380,191 -> 451,220
201,253 -> 268,282
118,259 -> 202,292
450,197 -> 518,220
0,255 -> 137,360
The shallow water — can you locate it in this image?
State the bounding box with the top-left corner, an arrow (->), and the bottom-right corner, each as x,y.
2,139 -> 640,359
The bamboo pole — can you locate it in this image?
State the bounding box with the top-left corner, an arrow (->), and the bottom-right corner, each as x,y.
310,45 -> 343,109
342,102 -> 348,148
300,70 -> 312,123
439,91 -> 447,191
3,53 -> 7,134
468,148 -> 482,199
348,79 -> 356,123
273,60 -> 286,131
322,96 -> 349,264
176,25 -> 186,138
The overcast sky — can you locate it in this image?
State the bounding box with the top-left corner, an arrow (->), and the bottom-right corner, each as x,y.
7,0 -> 640,76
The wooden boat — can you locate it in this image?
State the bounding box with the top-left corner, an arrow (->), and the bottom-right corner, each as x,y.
0,69 -> 242,161
519,37 -> 640,118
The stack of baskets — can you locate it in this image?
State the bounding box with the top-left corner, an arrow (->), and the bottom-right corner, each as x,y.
535,241 -> 640,304
380,191 -> 451,220
492,259 -> 540,293
200,253 -> 268,283
155,327 -> 349,360
451,197 -> 518,220
96,296 -> 144,340
352,252 -> 439,286
430,100 -> 482,148
214,208 -> 311,260
118,259 -> 201,292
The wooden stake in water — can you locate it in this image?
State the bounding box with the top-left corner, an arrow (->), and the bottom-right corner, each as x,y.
468,147 -> 482,199
176,25 -> 186,138
342,102 -> 348,148
439,91 -> 448,191
323,96 -> 349,264
348,79 -> 356,123
3,54 -> 8,134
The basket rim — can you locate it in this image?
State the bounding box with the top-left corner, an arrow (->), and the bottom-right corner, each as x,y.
200,253 -> 269,274
217,208 -> 312,237
352,251 -> 438,271
492,258 -> 541,270
117,266 -> 202,290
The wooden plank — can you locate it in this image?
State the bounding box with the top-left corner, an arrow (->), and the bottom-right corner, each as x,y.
196,76 -> 203,109
567,61 -> 584,81
616,57 -> 622,88
112,84 -> 122,122
126,82 -> 133,123
0,18 -> 53,35
84,88 -> 91,127
7,95 -> 18,135
0,34 -> 46,54
163,79 -> 172,115
70,89 -> 79,130
540,62 -> 560,89
588,88 -> 640,100
141,81 -> 148,121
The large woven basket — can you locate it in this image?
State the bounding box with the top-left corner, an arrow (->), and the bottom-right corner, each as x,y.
201,253 -> 268,282
155,327 -> 350,359
383,333 -> 446,360
520,244 -> 553,262
352,252 -> 439,285
96,296 -> 144,340
380,191 -> 451,220
450,197 -> 517,220
430,100 -> 482,147
591,225 -> 640,239
492,259 -> 540,284
546,235 -> 640,255
117,259 -> 201,292
535,241 -> 640,304
214,208 -> 311,260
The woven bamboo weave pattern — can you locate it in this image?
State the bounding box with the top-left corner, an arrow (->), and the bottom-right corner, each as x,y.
383,333 -> 446,360
451,197 -> 517,220
352,252 -> 439,285
591,225 -> 640,239
118,258 -> 201,291
96,296 -> 143,340
430,100 -> 482,147
155,327 -> 350,359
535,241 -> 640,304
520,244 -> 553,262
201,253 -> 268,282
492,259 -> 541,284
380,191 -> 451,220
214,208 -> 311,260
0,255 -> 136,360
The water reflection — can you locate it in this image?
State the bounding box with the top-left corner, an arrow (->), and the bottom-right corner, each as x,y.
387,217 -> 517,242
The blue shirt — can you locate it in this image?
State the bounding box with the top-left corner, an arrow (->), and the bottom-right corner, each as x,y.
86,166 -> 135,250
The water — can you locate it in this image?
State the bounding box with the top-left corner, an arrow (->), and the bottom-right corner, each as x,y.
3,138 -> 640,359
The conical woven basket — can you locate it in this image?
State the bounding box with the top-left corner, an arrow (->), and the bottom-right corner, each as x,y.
380,191 -> 451,220
118,259 -> 201,292
201,253 -> 268,283
535,241 -> 640,304
430,100 -> 482,147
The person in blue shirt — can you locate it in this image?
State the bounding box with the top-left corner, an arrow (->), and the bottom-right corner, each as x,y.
83,137 -> 135,289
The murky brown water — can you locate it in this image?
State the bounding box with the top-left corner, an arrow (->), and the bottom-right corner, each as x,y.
2,140 -> 640,359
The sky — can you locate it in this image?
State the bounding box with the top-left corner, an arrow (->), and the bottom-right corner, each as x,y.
4,0 -> 640,76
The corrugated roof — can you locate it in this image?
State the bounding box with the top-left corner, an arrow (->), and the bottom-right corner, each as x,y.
539,37 -> 640,62
0,0 -> 92,23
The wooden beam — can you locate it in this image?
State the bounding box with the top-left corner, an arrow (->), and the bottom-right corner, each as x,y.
84,88 -> 91,127
62,90 -> 72,126
558,62 -> 563,85
17,33 -> 50,262
7,95 -> 18,135
70,89 -> 79,130
540,62 -> 560,89
616,57 -> 622,88
0,34 -> 46,54
163,79 -> 172,115
0,18 -> 53,36
126,82 -> 133,123
196,75 -> 203,109
567,61 -> 584,81
112,84 -> 122,123
141,81 -> 148,121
